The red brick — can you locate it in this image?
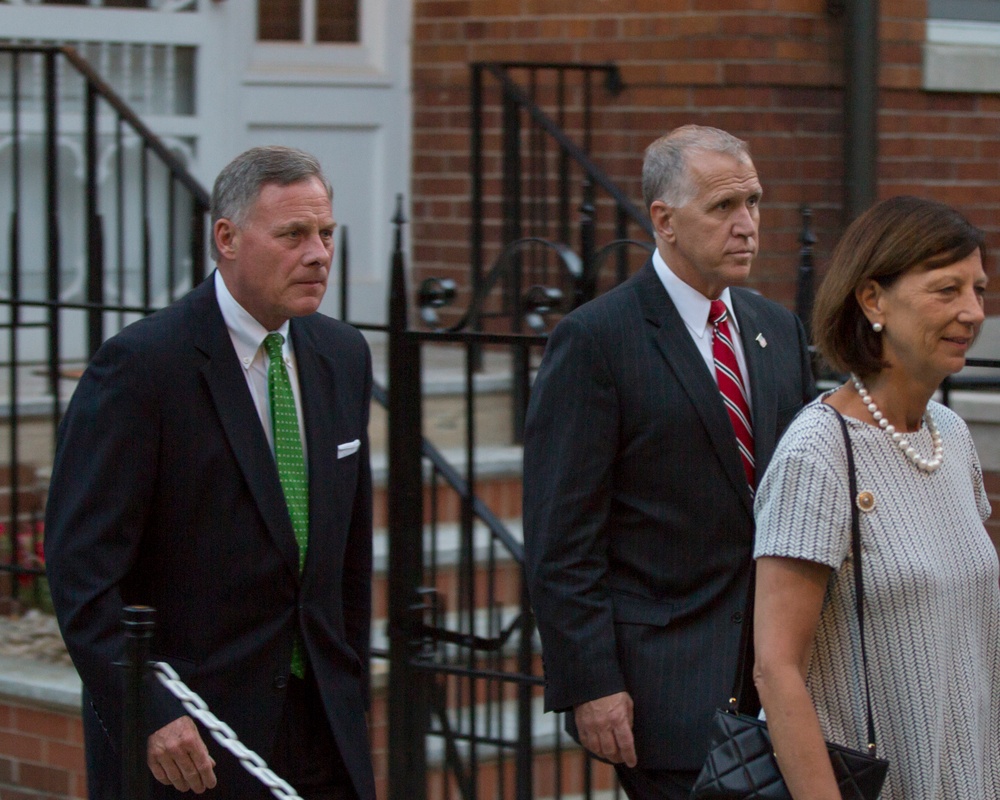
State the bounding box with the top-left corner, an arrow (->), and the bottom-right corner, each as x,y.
0,730 -> 42,762
12,708 -> 71,743
18,762 -> 70,795
43,740 -> 85,773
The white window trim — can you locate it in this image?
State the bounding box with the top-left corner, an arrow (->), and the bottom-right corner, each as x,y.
246,0 -> 389,86
925,18 -> 1000,92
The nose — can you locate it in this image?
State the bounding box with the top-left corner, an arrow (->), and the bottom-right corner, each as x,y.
958,287 -> 985,328
303,232 -> 333,267
731,204 -> 757,237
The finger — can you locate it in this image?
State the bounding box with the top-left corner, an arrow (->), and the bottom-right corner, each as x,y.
147,758 -> 171,787
177,751 -> 207,794
156,755 -> 192,792
597,727 -> 621,763
189,748 -> 218,792
614,724 -> 638,768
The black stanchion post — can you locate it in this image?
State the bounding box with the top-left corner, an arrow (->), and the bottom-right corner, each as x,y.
122,605 -> 155,800
386,198 -> 428,800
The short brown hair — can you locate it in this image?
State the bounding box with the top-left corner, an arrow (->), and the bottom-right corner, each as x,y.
812,195 -> 986,377
812,195 -> 985,378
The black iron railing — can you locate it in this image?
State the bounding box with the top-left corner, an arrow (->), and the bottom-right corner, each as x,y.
0,42 -> 209,603
387,198 -> 624,800
469,62 -> 652,440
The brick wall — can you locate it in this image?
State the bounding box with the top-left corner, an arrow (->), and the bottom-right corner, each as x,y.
0,690 -> 390,800
410,0 -> 1000,549
411,0 -> 1000,312
0,700 -> 86,799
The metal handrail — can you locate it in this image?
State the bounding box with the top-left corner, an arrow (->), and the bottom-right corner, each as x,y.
478,62 -> 650,237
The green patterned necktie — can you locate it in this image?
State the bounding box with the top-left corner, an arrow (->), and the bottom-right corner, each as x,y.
263,332 -> 309,678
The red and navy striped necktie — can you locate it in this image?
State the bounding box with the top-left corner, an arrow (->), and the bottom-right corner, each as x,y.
709,300 -> 755,491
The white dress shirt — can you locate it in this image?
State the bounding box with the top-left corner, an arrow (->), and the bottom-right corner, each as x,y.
214,270 -> 308,461
651,249 -> 753,411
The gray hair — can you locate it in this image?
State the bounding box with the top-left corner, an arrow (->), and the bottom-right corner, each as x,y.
641,125 -> 752,210
210,145 -> 332,261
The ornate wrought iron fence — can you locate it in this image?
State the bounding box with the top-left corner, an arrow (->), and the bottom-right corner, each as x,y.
0,42 -> 208,604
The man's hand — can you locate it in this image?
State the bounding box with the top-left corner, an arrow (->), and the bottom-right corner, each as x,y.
147,715 -> 217,794
574,691 -> 637,767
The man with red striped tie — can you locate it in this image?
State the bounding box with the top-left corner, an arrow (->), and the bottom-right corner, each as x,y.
524,125 -> 816,800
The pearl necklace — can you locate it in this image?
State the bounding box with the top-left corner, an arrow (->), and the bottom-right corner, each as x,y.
850,374 -> 943,473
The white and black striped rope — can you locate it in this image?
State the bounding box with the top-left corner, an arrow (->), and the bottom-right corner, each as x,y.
151,661 -> 303,800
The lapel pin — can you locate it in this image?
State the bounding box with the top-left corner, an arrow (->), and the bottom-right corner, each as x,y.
755,333 -> 767,348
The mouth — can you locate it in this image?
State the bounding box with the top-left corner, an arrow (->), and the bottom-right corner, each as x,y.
942,336 -> 972,350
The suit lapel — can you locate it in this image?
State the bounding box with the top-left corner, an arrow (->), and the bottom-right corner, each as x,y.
635,262 -> 753,514
290,318 -> 337,580
192,278 -> 301,580
732,291 -> 778,482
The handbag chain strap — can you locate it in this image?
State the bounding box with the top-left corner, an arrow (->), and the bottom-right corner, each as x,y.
729,403 -> 880,757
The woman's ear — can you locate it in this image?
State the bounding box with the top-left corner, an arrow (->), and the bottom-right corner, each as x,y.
856,279 -> 884,327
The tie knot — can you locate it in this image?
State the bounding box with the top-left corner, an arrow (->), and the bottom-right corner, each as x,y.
263,332 -> 284,361
709,299 -> 728,327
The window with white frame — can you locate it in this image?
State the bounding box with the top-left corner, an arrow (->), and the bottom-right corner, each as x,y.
926,0 -> 1000,92
929,1 -> 1000,23
257,0 -> 359,44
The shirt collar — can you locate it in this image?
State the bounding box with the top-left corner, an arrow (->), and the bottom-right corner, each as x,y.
651,250 -> 738,339
214,270 -> 292,369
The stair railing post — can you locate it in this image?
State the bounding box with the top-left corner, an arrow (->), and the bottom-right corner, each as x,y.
386,196 -> 428,800
85,79 -> 104,358
515,582 -> 535,800
795,206 -> 816,342
577,179 -> 597,307
122,605 -> 155,800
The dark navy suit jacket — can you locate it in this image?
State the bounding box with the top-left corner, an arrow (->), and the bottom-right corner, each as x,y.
523,260 -> 815,770
45,275 -> 375,799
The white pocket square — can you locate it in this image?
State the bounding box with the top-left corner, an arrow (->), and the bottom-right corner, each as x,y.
337,439 -> 361,459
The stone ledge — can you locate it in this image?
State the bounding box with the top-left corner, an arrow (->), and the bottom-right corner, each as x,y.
949,390 -> 1000,472
0,654 -> 81,714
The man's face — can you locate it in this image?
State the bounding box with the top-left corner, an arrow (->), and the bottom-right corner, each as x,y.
651,150 -> 762,300
214,176 -> 334,331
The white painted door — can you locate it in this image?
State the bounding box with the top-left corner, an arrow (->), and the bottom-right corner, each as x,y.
195,0 -> 412,326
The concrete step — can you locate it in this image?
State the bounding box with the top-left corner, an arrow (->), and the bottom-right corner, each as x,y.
370,444 -> 523,528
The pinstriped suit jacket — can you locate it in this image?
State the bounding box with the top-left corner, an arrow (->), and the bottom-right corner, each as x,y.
45,276 -> 375,799
523,259 -> 816,769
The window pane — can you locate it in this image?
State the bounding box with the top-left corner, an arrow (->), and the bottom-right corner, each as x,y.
316,0 -> 358,43
258,0 -> 302,41
929,0 -> 1000,22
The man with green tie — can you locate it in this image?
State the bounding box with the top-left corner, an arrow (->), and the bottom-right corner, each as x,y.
45,146 -> 375,800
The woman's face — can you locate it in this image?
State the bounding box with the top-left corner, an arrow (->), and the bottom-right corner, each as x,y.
861,250 -> 987,385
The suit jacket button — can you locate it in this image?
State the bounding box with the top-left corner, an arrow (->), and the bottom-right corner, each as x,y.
273,675 -> 288,689
731,612 -> 744,624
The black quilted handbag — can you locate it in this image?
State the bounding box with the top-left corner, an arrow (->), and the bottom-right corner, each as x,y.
691,407 -> 889,799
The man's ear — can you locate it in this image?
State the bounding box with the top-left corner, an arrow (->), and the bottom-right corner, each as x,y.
214,219 -> 239,261
856,279 -> 884,326
650,200 -> 677,244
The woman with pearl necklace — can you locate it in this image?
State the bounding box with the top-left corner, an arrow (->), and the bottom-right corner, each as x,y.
751,195 -> 1000,800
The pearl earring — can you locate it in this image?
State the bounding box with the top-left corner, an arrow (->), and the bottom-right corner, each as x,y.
872,322 -> 883,333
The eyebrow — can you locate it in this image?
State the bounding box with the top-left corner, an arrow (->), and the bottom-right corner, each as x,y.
273,219 -> 337,233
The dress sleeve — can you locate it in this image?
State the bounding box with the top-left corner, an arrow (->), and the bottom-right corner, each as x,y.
964,422 -> 992,523
754,407 -> 853,570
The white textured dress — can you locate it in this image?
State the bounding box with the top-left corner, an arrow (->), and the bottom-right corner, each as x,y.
754,397 -> 1000,800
